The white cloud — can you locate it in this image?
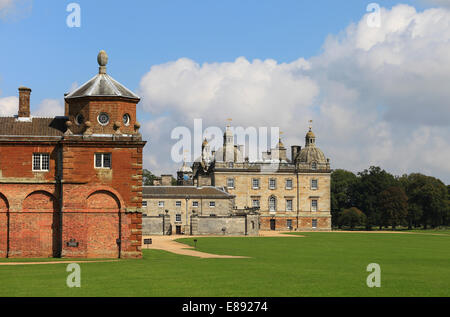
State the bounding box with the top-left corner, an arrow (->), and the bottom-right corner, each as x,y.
0,0 -> 14,11
0,95 -> 63,118
0,0 -> 32,21
138,4 -> 450,183
0,96 -> 18,116
33,99 -> 64,117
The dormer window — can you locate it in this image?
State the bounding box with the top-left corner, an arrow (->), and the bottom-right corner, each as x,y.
311,162 -> 317,170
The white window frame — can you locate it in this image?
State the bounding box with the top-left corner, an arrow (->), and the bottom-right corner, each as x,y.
192,201 -> 199,208
286,199 -> 293,212
175,214 -> 182,222
286,179 -> 293,190
176,201 -> 182,207
95,153 -> 112,169
227,178 -> 235,189
142,201 -> 148,207
209,201 -> 216,208
252,178 -> 260,189
311,199 -> 318,212
158,201 -> 165,208
269,196 -> 277,212
311,179 -> 318,190
269,178 -> 276,190
252,199 -> 260,208
32,153 -> 50,172
312,219 -> 318,229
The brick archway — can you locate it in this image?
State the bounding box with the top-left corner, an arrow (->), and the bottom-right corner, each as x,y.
9,191 -> 60,258
85,190 -> 121,258
0,193 -> 9,258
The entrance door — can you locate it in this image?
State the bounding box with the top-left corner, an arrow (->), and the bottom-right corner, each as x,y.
270,219 -> 276,231
176,226 -> 182,235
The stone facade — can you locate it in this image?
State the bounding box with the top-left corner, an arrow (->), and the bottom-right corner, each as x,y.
142,186 -> 240,235
0,51 -> 146,259
189,125 -> 332,231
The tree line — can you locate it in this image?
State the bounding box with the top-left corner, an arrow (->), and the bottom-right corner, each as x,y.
331,166 -> 449,230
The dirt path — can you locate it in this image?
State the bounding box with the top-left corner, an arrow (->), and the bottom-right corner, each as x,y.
142,235 -> 250,259
142,231 -> 302,259
0,260 -> 119,266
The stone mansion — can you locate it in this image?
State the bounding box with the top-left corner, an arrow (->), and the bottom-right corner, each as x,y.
177,125 -> 332,231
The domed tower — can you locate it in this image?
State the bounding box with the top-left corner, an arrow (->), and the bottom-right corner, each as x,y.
296,125 -> 330,171
64,50 -> 141,136
177,161 -> 194,186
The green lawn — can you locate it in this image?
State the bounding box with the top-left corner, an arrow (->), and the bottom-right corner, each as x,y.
0,232 -> 449,297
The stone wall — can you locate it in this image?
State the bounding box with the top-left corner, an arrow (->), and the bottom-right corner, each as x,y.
191,213 -> 259,236
142,197 -> 233,235
142,214 -> 171,235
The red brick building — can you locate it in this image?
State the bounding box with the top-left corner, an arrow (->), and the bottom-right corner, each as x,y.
0,51 -> 146,259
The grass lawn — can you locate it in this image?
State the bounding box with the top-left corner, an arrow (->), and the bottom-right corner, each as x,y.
0,232 -> 448,297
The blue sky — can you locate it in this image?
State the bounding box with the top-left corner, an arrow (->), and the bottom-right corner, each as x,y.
1,0 -> 450,183
0,0 -> 429,104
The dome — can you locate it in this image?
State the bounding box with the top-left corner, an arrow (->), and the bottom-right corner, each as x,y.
178,161 -> 193,173
65,50 -> 140,100
306,130 -> 315,139
297,127 -> 327,165
276,138 -> 285,149
297,146 -> 327,164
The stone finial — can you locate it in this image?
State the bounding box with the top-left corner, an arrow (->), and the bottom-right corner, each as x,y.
84,121 -> 93,135
97,50 -> 108,74
134,122 -> 141,133
114,121 -> 122,134
64,121 -> 73,135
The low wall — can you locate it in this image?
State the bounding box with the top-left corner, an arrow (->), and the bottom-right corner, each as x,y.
142,215 -> 171,235
191,213 -> 259,236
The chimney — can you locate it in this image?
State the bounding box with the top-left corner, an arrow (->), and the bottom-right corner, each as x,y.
161,175 -> 173,186
291,145 -> 301,162
18,87 -> 32,118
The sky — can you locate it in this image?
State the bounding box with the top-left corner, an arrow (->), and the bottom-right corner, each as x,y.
0,0 -> 449,183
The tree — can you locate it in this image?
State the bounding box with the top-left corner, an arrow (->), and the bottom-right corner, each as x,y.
331,170 -> 358,227
378,186 -> 408,229
143,169 -> 157,186
400,173 -> 447,229
349,166 -> 397,230
338,207 -> 367,230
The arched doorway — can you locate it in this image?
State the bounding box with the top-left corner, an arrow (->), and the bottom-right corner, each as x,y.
17,191 -> 60,258
0,193 -> 9,258
86,190 -> 120,258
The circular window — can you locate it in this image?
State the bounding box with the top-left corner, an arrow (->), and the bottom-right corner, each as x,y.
75,114 -> 84,125
98,113 -> 110,125
123,113 -> 131,126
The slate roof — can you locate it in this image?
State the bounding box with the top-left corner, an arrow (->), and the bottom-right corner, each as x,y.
65,73 -> 140,100
0,117 -> 67,137
143,186 -> 233,199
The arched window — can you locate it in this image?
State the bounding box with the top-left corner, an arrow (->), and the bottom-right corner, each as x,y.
269,196 -> 277,212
